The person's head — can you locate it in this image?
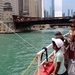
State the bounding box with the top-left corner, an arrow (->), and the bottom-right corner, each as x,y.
70,24 -> 75,31
52,38 -> 64,51
70,12 -> 75,22
54,31 -> 64,41
70,13 -> 75,31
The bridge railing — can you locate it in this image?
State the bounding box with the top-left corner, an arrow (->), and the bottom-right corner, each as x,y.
12,15 -> 72,22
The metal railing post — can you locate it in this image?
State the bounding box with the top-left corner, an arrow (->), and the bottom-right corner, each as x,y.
37,54 -> 41,75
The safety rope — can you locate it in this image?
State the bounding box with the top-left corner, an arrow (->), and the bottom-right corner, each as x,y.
3,23 -> 38,50
21,56 -> 37,75
32,67 -> 38,75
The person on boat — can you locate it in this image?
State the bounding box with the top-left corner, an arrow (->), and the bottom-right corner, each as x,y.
69,24 -> 75,63
65,15 -> 75,63
54,31 -> 69,69
64,25 -> 75,63
44,38 -> 68,75
52,38 -> 68,75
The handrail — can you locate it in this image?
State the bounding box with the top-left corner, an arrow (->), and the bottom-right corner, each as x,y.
37,44 -> 52,75
37,44 -> 52,55
36,32 -> 70,75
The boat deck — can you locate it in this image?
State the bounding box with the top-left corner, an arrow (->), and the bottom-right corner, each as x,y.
68,60 -> 75,75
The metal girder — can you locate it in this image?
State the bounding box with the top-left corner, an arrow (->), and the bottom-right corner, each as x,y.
12,15 -> 72,27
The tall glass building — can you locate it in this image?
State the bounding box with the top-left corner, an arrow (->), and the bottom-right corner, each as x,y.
54,0 -> 62,17
44,0 -> 54,17
51,0 -> 54,17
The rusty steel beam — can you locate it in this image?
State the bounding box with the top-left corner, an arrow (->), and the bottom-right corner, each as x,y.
12,15 -> 73,27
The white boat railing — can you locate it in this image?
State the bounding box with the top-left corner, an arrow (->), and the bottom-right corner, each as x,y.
36,32 -> 70,75
37,43 -> 53,75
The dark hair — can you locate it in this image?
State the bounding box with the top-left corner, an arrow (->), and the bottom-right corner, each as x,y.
71,24 -> 75,27
54,31 -> 62,36
60,37 -> 64,41
52,41 -> 60,50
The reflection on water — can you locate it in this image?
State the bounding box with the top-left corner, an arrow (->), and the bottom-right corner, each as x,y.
0,28 -> 69,75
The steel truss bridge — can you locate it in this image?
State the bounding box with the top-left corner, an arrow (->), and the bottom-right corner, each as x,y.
12,15 -> 72,30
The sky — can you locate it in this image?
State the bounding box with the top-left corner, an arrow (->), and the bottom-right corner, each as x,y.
44,0 -> 51,11
44,0 -> 75,16
62,0 -> 75,16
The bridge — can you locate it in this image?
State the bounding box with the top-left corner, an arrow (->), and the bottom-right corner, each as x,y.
12,15 -> 72,30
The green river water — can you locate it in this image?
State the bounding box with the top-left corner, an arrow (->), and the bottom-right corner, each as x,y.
0,28 -> 69,75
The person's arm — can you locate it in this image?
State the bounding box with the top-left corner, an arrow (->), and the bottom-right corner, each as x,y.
54,62 -> 60,74
43,52 -> 54,65
53,53 -> 62,75
52,62 -> 61,75
65,44 -> 70,51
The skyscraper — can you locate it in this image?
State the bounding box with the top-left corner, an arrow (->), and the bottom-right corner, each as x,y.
51,0 -> 54,17
37,0 -> 44,17
29,0 -> 37,17
62,0 -> 75,16
3,0 -> 44,17
0,0 -> 3,20
3,0 -> 19,15
54,0 -> 62,17
23,0 -> 29,15
23,0 -> 43,17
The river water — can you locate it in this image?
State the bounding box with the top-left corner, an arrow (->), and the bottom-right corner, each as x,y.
0,28 -> 69,75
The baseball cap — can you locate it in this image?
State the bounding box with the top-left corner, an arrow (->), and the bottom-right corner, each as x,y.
52,38 -> 64,48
